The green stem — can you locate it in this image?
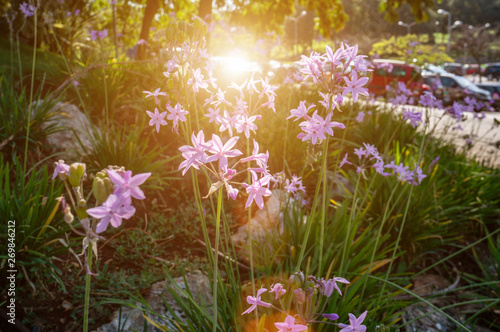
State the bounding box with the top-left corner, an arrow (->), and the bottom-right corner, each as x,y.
23,10 -> 37,180
339,173 -> 361,274
358,184 -> 400,307
83,242 -> 92,332
295,138 -> 329,270
246,138 -> 257,325
318,136 -> 330,276
376,125 -> 428,307
212,187 -> 223,332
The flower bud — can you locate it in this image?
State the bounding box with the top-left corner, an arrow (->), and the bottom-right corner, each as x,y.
294,288 -> 306,304
76,200 -> 88,219
76,206 -> 88,220
166,28 -> 175,43
64,209 -> 74,223
177,31 -> 186,44
63,205 -> 75,224
103,177 -> 113,196
68,163 -> 86,187
93,178 -> 108,204
289,271 -> 304,288
193,16 -> 204,31
177,21 -> 187,32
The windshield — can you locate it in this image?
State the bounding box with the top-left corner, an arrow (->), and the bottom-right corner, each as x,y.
454,76 -> 478,90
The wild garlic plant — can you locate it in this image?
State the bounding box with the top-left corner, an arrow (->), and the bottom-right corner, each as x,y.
242,271 -> 369,332
52,161 -> 150,332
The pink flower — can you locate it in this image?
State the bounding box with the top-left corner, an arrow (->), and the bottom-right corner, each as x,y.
243,172 -> 272,209
339,153 -> 352,168
205,107 -> 221,124
166,103 -> 188,129
240,139 -> 268,168
274,315 -> 308,332
323,277 -> 350,297
146,108 -> 168,133
52,160 -> 70,179
270,283 -> 286,300
342,70 -> 369,102
287,101 -> 313,122
107,169 -> 151,200
187,68 -> 209,93
241,287 -> 272,315
178,131 -> 212,176
206,134 -> 243,170
143,88 -> 167,105
235,114 -> 260,138
338,311 -> 368,332
86,194 -> 136,233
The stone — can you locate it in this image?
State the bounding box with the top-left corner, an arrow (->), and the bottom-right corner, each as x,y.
231,189 -> 286,246
33,101 -> 94,157
95,270 -> 212,332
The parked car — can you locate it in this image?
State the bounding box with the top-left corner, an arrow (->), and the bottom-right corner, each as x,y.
422,64 -> 448,75
464,64 -> 480,75
443,63 -> 465,76
368,59 -> 426,97
476,82 -> 500,110
482,63 -> 500,81
422,72 -> 492,105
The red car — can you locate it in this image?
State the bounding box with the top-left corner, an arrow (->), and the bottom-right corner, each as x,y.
368,59 -> 427,97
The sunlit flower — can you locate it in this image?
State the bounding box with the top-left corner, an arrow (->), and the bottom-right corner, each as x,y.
338,311 -> 368,332
86,194 -> 136,233
146,108 -> 168,133
241,287 -> 272,315
206,134 -> 242,170
107,169 -> 151,200
143,88 -> 167,105
275,315 -> 308,332
342,70 -> 369,102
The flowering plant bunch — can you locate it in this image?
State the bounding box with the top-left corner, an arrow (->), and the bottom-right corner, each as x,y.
242,271 -> 368,332
340,142 -> 426,185
288,43 -> 371,145
52,160 -> 150,331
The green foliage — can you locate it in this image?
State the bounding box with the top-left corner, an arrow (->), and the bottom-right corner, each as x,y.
378,0 -> 438,23
371,34 -> 453,65
80,120 -> 179,189
0,74 -> 61,161
0,157 -> 69,287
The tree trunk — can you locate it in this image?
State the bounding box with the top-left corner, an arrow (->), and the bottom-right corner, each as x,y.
137,0 -> 159,60
198,0 -> 213,21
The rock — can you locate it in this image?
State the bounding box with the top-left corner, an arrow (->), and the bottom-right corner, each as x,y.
402,304 -> 459,332
95,270 -> 212,332
33,101 -> 94,157
231,189 -> 286,246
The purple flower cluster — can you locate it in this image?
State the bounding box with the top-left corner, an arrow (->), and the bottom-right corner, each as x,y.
178,131 -> 274,209
241,272 -> 367,332
340,143 -> 427,185
387,81 -> 415,106
89,29 -> 108,41
202,75 -> 278,138
402,108 -> 422,128
289,44 -> 371,145
19,2 -> 35,18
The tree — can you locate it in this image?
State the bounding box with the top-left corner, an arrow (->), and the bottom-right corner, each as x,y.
456,25 -> 498,82
137,0 -> 159,60
371,34 -> 452,66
